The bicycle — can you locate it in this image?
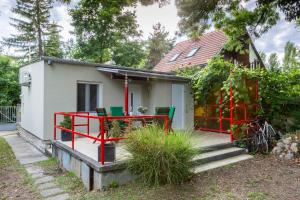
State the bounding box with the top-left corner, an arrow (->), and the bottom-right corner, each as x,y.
247,116 -> 278,154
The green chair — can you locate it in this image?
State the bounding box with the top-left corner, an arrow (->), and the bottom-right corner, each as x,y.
94,108 -> 111,143
110,106 -> 128,130
168,106 -> 176,132
154,107 -> 170,128
153,106 -> 175,131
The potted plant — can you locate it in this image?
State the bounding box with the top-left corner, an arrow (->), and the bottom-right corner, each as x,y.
137,106 -> 148,115
98,120 -> 119,163
60,115 -> 72,141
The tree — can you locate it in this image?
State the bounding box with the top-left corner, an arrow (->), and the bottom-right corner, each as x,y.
283,41 -> 299,70
268,53 -> 280,71
259,51 -> 267,66
146,23 -> 174,69
70,0 -> 141,63
4,0 -> 54,61
44,22 -> 64,58
0,56 -> 20,106
112,40 -> 146,68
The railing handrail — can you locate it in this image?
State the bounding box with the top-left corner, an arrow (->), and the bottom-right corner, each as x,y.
54,112 -> 169,165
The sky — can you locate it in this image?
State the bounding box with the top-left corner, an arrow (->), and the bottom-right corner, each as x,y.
1,0 -> 300,62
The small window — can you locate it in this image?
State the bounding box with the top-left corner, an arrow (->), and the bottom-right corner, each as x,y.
77,83 -> 99,112
169,53 -> 181,62
186,47 -> 199,58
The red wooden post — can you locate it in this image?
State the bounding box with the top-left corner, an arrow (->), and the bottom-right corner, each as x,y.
219,91 -> 223,132
124,74 -> 129,116
71,115 -> 75,149
100,117 -> 105,165
54,113 -> 57,140
164,116 -> 169,134
230,83 -> 234,142
87,112 -> 90,135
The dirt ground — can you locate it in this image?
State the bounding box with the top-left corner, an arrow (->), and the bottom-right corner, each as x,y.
0,138 -> 39,200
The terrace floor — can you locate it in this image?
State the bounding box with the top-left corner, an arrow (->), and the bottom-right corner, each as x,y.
56,131 -> 231,164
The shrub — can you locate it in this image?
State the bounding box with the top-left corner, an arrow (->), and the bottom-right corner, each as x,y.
60,115 -> 72,129
125,126 -> 196,186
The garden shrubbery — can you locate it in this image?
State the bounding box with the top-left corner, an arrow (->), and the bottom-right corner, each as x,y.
125,126 -> 196,186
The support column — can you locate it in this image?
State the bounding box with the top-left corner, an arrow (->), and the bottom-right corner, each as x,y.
230,83 -> 234,142
124,74 -> 129,116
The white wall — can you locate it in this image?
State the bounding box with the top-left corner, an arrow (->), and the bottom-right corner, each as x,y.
20,60 -> 194,141
43,62 -> 124,140
20,61 -> 45,139
249,43 -> 258,63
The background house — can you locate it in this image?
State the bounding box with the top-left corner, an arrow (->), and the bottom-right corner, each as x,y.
19,57 -> 193,150
154,30 -> 263,72
154,30 -> 263,133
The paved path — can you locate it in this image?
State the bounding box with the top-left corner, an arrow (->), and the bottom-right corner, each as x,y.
1,131 -> 70,200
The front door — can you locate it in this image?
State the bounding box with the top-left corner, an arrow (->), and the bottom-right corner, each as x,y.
129,84 -> 142,115
172,84 -> 185,129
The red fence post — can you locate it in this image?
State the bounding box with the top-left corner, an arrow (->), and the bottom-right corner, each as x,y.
219,91 -> 223,132
71,114 -> 75,150
54,113 -> 57,140
87,112 -> 90,135
100,117 -> 105,165
164,116 -> 169,134
230,83 -> 234,142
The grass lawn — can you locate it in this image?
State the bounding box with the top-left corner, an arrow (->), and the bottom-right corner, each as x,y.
37,155 -> 300,200
0,137 -> 41,199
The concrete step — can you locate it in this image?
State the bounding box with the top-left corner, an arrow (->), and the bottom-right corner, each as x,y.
192,147 -> 246,165
200,142 -> 234,153
193,154 -> 253,173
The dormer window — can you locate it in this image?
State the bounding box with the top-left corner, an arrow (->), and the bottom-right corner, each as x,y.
169,53 -> 181,62
186,47 -> 199,58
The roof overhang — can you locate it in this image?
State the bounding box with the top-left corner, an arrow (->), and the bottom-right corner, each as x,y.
96,64 -> 190,82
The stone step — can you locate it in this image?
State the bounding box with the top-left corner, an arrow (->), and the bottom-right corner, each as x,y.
193,154 -> 253,173
192,147 -> 246,165
200,142 -> 234,153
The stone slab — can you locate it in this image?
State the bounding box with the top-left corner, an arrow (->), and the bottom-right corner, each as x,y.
35,176 -> 54,185
40,187 -> 64,198
45,193 -> 69,200
25,165 -> 44,174
38,182 -> 57,190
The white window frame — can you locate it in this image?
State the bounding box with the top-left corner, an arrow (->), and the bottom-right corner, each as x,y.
186,47 -> 199,58
169,52 -> 181,62
77,81 -> 103,112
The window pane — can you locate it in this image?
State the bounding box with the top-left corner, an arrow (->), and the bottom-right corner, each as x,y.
89,84 -> 98,111
169,53 -> 181,62
186,48 -> 199,57
77,84 -> 86,111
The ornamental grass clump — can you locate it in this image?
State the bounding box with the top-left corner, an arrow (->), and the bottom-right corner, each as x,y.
125,125 -> 196,186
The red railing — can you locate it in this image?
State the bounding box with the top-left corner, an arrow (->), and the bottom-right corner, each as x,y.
54,112 -> 169,165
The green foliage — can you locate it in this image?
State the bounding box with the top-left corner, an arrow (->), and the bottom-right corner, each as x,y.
4,0 -> 54,61
70,0 -> 141,63
0,56 -> 20,106
268,53 -> 280,71
125,126 -> 196,186
177,56 -> 233,105
112,40 -> 146,67
44,22 -> 64,58
283,41 -> 300,70
59,115 -> 72,129
178,56 -> 300,133
111,120 -> 122,138
145,23 -> 174,69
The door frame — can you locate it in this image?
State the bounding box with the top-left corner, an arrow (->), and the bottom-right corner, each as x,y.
171,84 -> 185,129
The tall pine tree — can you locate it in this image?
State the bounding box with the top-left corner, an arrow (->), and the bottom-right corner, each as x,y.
146,23 -> 174,69
4,0 -> 53,61
44,22 -> 63,58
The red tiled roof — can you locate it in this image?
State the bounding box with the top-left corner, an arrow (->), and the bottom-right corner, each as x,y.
154,30 -> 228,72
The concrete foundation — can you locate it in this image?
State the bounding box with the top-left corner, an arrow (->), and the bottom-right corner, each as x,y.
52,141 -> 134,191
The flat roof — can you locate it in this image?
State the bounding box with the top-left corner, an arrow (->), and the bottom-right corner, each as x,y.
40,57 -> 190,82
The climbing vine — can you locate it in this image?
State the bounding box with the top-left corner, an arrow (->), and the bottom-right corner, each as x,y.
177,56 -> 300,133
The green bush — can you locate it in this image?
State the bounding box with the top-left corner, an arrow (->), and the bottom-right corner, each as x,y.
59,115 -> 72,129
125,126 -> 196,186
